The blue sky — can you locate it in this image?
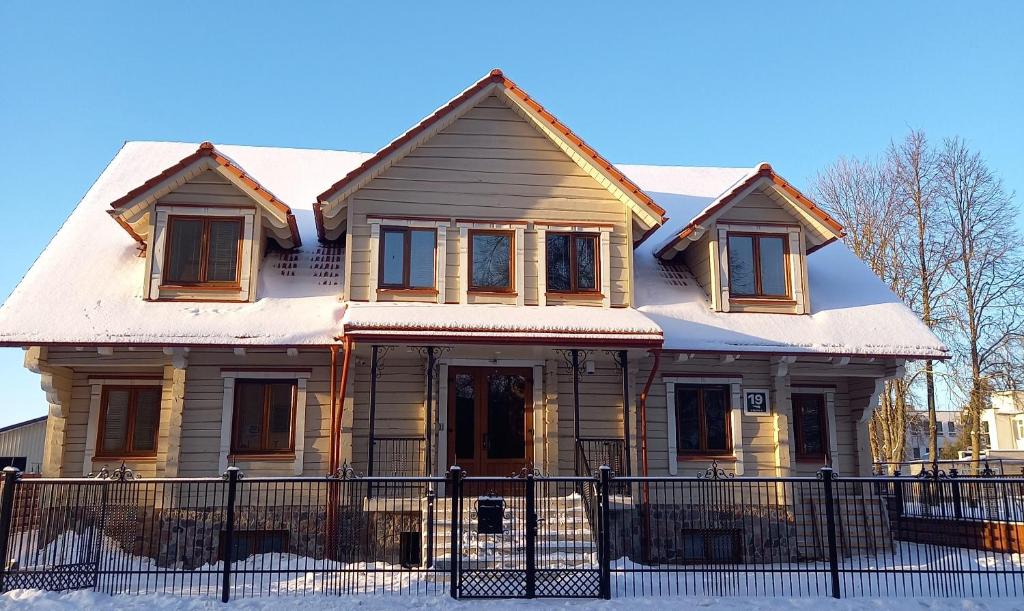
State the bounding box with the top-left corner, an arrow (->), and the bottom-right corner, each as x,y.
0,2 -> 1021,426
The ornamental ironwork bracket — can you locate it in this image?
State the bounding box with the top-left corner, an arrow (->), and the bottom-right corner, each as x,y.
697,459 -> 734,480
90,461 -> 140,481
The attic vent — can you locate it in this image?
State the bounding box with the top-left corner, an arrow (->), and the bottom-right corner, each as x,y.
266,244 -> 343,287
656,261 -> 693,288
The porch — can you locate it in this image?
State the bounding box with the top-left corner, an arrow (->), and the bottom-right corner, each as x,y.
340,341 -> 646,479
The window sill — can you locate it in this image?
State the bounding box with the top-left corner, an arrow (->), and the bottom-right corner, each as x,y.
468,290 -> 518,296
92,455 -> 158,462
677,454 -> 736,462
377,288 -> 438,296
228,453 -> 296,462
545,292 -> 604,299
730,297 -> 797,305
159,284 -> 242,292
795,456 -> 828,464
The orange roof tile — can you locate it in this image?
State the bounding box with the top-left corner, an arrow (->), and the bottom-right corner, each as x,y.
108,141 -> 301,247
654,163 -> 845,258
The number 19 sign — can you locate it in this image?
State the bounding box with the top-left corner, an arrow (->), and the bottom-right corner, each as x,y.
743,389 -> 771,416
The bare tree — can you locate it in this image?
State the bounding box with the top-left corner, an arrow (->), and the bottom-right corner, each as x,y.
887,130 -> 949,464
814,155 -> 915,464
940,137 -> 1023,466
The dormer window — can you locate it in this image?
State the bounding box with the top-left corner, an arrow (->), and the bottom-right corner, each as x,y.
164,216 -> 242,287
726,233 -> 789,299
546,232 -> 599,294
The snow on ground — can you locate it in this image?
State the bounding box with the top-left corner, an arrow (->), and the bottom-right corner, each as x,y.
3,590 -> 1023,611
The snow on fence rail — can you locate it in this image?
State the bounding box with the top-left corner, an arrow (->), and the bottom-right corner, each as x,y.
0,465 -> 1020,601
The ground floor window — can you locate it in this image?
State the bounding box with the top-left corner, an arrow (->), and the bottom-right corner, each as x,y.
97,386 -> 161,457
674,384 -> 731,455
231,380 -> 297,454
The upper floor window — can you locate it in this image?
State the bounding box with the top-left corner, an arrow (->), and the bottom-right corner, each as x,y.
232,379 -> 296,455
380,227 -> 436,290
470,230 -> 513,292
792,393 -> 828,461
546,232 -> 599,293
727,233 -> 788,298
947,421 -> 956,434
675,384 -> 731,455
164,216 -> 242,286
98,386 -> 161,457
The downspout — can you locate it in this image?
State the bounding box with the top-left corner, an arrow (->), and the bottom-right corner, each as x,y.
328,346 -> 339,474
332,337 -> 354,473
327,337 -> 353,562
638,348 -> 661,478
638,348 -> 661,564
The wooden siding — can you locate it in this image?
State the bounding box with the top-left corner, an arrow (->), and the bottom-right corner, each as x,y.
346,95 -> 632,307
39,348 -> 889,480
717,189 -> 803,225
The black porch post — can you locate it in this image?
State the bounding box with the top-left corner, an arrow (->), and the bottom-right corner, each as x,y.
425,346 -> 436,476
619,349 -> 632,477
572,349 -> 581,446
367,344 -> 380,478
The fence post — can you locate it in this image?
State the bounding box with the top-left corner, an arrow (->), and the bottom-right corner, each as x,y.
448,466 -> 462,600
893,470 -> 904,518
949,467 -> 963,520
0,467 -> 20,591
221,466 -> 240,604
598,465 -> 612,600
820,467 -> 841,599
525,472 -> 536,598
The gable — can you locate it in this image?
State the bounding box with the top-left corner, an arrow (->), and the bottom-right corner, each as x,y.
315,70 -> 666,242
655,164 -> 844,259
108,142 -> 300,248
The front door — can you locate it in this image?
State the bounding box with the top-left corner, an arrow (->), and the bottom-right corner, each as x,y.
448,367 -> 533,476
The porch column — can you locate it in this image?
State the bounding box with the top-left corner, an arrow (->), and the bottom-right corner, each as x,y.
362,343 -> 389,476
614,350 -> 632,476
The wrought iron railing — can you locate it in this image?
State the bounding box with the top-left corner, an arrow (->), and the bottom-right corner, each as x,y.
371,436 -> 425,477
1,465 -> 1022,601
575,438 -> 626,477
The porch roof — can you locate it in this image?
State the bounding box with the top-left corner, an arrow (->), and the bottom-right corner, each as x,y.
340,303 -> 663,346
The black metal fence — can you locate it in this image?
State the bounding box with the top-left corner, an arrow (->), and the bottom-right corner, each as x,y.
0,464 -> 1021,602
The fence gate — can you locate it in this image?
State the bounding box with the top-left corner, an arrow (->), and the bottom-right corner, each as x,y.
450,470 -> 609,599
0,476 -> 105,592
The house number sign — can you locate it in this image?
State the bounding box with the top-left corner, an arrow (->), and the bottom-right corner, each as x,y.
743,389 -> 771,415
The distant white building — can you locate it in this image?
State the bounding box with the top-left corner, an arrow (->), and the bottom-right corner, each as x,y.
0,415 -> 46,473
983,391 -> 1024,452
906,410 -> 962,461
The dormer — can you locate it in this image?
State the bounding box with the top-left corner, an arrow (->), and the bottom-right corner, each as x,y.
107,142 -> 301,302
654,163 -> 844,314
313,69 -> 667,308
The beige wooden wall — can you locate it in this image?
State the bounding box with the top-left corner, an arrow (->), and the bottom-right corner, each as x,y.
638,355 -> 886,477
38,347 -> 887,480
41,347 -> 334,478
345,94 -> 632,307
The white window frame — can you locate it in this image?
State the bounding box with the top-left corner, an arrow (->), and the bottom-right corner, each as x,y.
664,376 -> 744,475
535,223 -> 612,308
149,206 -> 257,301
367,217 -> 448,304
457,221 -> 526,306
716,223 -> 805,313
219,370 -> 310,475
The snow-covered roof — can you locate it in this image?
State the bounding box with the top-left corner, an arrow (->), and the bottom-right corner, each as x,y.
621,163 -> 948,358
342,303 -> 662,346
0,142 -> 371,346
0,141 -> 947,357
